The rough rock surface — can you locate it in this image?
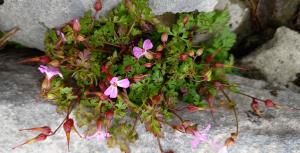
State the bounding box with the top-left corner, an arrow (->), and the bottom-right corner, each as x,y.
0,0 -> 218,50
215,0 -> 250,32
1,49 -> 300,153
241,27 -> 300,85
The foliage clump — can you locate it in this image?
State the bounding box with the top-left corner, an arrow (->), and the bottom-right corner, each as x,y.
15,0 -> 283,152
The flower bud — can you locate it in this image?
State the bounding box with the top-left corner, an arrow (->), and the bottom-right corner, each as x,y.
264,99 -> 275,108
187,104 -> 199,113
179,54 -> 188,61
156,45 -> 164,52
72,19 -> 81,32
94,0 -> 102,12
155,53 -> 162,59
196,48 -> 204,56
214,62 -> 224,68
183,16 -> 189,25
39,56 -> 50,64
125,65 -> 131,72
105,109 -> 114,120
144,63 -> 154,68
205,55 -> 213,63
101,65 -> 109,73
161,32 -> 168,43
251,99 -> 259,110
132,74 -> 150,83
152,95 -> 162,105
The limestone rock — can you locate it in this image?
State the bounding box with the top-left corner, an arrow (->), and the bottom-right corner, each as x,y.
1,49 -> 300,153
0,0 -> 218,50
241,27 -> 300,85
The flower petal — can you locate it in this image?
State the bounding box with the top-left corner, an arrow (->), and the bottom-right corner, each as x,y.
38,65 -> 48,73
109,77 -> 119,84
202,124 -> 211,133
117,78 -> 130,88
104,85 -> 118,98
133,47 -> 144,59
104,85 -> 114,96
143,39 -> 153,50
109,86 -> 118,98
191,137 -> 201,149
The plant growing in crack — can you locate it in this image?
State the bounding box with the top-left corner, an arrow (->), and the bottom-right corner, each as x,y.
14,0 -> 300,152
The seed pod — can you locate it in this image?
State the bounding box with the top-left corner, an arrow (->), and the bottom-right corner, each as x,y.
161,32 -> 168,43
94,0 -> 102,12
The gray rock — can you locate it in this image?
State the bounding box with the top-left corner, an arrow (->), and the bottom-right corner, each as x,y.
215,0 -> 250,32
241,27 -> 300,85
0,0 -> 218,50
1,50 -> 300,153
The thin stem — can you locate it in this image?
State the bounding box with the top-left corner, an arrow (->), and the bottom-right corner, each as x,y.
103,42 -> 121,48
221,90 -> 239,134
169,109 -> 184,123
51,117 -> 67,135
127,21 -> 136,36
235,91 -> 265,102
157,137 -> 164,153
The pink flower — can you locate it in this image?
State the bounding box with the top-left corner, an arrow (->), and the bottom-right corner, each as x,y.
191,124 -> 211,149
56,30 -> 66,43
133,39 -> 153,59
104,77 -> 130,98
38,65 -> 63,80
86,128 -> 111,143
208,140 -> 228,153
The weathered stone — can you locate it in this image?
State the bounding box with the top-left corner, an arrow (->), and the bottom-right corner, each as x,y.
0,0 -> 218,50
241,27 -> 300,85
1,49 -> 300,153
215,0 -> 250,32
